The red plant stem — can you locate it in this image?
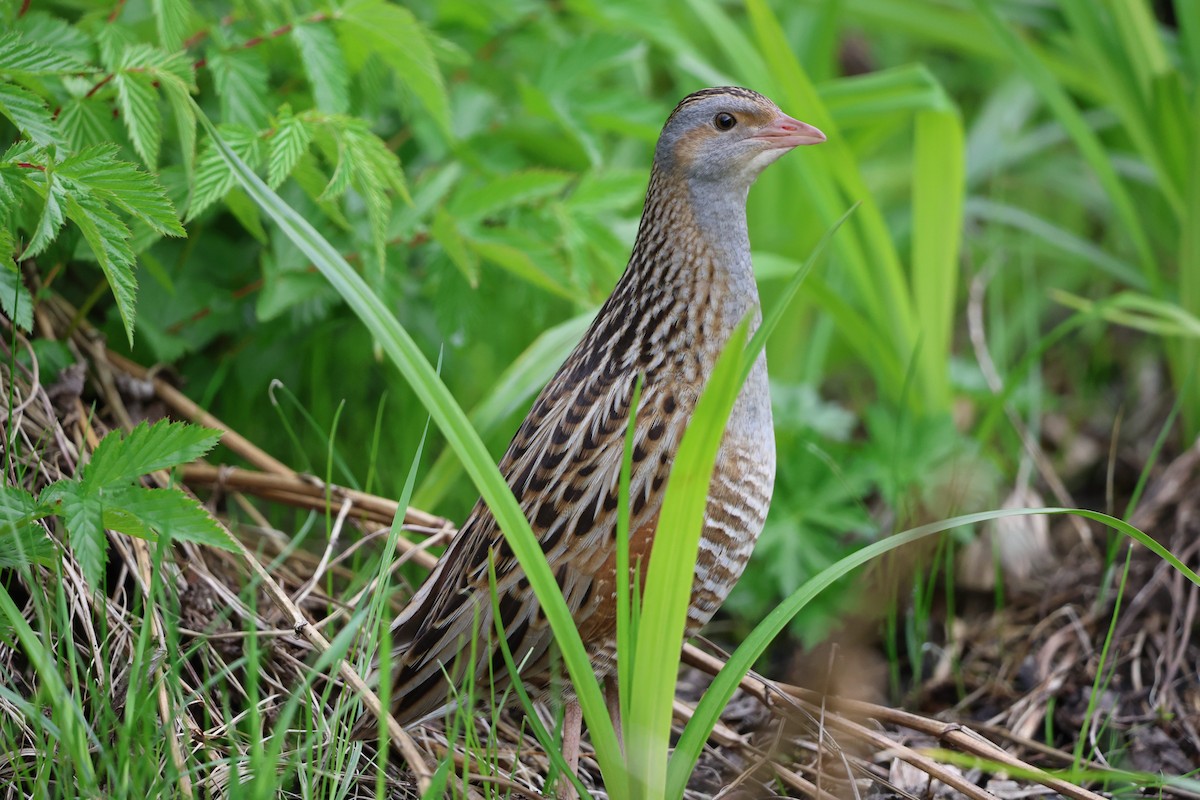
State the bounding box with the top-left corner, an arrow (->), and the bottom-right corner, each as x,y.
84,73 -> 116,99
77,10 -> 332,109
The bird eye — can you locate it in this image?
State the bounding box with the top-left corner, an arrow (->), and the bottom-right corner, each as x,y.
713,112 -> 737,131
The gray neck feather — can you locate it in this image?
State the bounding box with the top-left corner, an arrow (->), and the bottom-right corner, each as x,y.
686,177 -> 757,317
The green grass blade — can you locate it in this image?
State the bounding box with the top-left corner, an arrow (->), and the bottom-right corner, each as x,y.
910,108 -> 964,409
615,373 -> 645,746
0,578 -> 98,792
193,107 -> 624,776
1178,95 -> 1200,436
627,318 -> 751,798
487,558 -> 594,800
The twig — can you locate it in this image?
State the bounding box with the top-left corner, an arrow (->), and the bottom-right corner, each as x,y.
680,643 -> 1109,800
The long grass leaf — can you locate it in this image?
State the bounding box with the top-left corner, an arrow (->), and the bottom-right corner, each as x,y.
627,319 -> 750,798
911,108 -> 964,408
0,580 -> 98,792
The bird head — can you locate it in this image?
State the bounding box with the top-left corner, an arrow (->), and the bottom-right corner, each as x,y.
654,87 -> 825,189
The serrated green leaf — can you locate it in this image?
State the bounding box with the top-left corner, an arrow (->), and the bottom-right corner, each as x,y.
0,522 -> 57,569
0,486 -> 56,568
0,486 -> 40,523
187,124 -> 263,221
293,22 -> 350,115
341,121 -> 405,270
0,82 -> 61,148
59,145 -> 185,237
115,71 -> 162,167
335,0 -> 451,134
96,24 -> 139,71
312,122 -> 353,201
449,169 -> 572,221
0,32 -> 87,76
23,173 -> 66,259
208,49 -> 270,129
11,13 -> 91,64
82,420 -> 222,489
0,158 -> 25,207
267,108 -> 312,189
62,191 -> 139,344
290,152 -> 351,228
102,486 -> 235,550
150,0 -> 190,51
57,98 -> 120,153
44,484 -> 106,590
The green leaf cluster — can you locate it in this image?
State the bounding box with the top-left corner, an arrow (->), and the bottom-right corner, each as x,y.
1,420 -> 231,589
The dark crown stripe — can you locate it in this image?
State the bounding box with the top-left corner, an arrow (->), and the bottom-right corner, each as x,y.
666,86 -> 767,124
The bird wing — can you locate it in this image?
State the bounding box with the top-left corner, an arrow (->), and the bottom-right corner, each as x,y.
386,342 -> 686,723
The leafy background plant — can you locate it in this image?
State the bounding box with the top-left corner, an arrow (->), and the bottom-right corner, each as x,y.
2,0 -> 1197,795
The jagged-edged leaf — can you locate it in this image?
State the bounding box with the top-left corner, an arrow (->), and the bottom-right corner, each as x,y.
0,486 -> 41,523
290,152 -> 351,229
115,70 -> 162,167
336,0 -> 450,134
0,229 -> 33,330
0,521 -> 57,568
42,483 -> 106,590
0,32 -> 87,76
23,172 -> 67,259
1,140 -> 39,163
0,82 -> 61,148
0,162 -> 21,206
96,23 -> 140,71
82,420 -> 221,489
59,145 -> 184,237
63,191 -> 138,343
11,12 -> 91,61
267,107 -> 312,188
449,169 -> 572,221
151,49 -> 197,90
293,22 -> 349,115
150,0 -> 190,51
345,119 -> 407,199
187,124 -> 263,221
58,97 -> 121,152
101,486 -> 234,550
209,49 -> 270,129
341,120 -> 407,270
0,487 -> 55,569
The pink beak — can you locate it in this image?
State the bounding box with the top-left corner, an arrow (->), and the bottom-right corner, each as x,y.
752,113 -> 826,148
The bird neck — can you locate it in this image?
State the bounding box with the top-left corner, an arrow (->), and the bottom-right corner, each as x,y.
628,165 -> 759,323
